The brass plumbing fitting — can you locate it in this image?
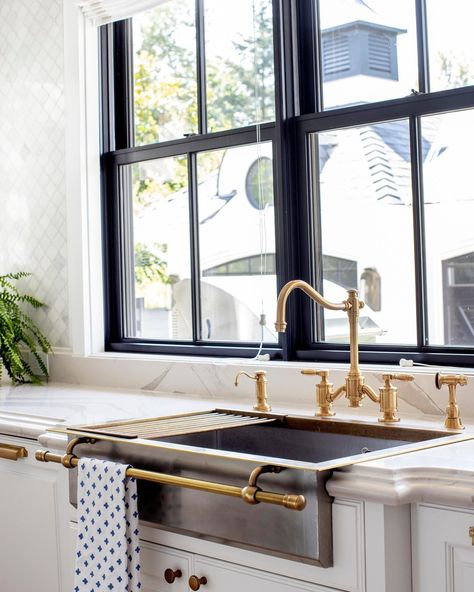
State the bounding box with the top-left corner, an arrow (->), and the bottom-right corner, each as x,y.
435,372 -> 468,430
276,280 -> 417,422
234,370 -> 271,412
301,369 -> 339,417
276,280 -> 380,409
301,369 -> 414,423
378,373 -> 414,423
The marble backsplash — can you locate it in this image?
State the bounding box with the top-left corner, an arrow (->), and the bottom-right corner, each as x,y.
48,351 -> 474,425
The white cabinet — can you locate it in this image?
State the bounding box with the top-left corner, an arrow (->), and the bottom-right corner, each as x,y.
412,504 -> 474,592
139,498 -> 366,592
140,541 -> 340,592
0,435 -> 75,592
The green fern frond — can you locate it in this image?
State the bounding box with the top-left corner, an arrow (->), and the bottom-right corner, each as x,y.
0,273 -> 51,384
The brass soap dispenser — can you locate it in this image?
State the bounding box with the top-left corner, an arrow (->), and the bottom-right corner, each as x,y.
234,370 -> 271,412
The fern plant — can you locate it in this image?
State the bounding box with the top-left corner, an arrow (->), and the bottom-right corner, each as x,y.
0,272 -> 51,384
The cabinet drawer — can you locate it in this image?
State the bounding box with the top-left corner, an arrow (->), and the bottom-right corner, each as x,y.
413,504 -> 474,592
141,542 -> 192,592
192,555 -> 338,592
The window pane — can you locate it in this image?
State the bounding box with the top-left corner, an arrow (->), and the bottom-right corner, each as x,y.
319,0 -> 418,110
205,0 -> 275,132
312,120 -> 416,344
426,0 -> 474,92
197,143 -> 277,342
133,0 -> 197,145
422,110 -> 474,346
123,156 -> 192,340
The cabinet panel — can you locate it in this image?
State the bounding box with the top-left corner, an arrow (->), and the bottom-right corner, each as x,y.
413,504 -> 474,592
0,437 -> 75,592
139,499 -> 364,591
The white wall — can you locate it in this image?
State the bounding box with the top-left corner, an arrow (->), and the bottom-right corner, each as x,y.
0,0 -> 69,348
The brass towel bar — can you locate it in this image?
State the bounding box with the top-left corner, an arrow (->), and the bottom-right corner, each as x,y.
35,437 -> 306,512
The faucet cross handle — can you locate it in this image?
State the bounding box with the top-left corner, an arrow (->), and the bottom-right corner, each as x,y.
234,370 -> 271,412
301,369 -> 335,417
435,372 -> 467,431
378,373 -> 414,424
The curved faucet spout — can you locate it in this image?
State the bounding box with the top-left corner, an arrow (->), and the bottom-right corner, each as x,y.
275,280 -> 351,333
275,279 -> 374,411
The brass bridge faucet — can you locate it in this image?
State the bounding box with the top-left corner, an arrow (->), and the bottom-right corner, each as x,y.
275,280 -> 413,422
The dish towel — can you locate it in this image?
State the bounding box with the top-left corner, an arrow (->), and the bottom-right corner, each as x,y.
74,458 -> 142,592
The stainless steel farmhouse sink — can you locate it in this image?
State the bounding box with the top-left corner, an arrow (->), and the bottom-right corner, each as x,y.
57,409 -> 463,567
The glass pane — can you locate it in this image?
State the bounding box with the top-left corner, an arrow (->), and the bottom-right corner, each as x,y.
422,110 -> 474,346
197,142 -> 277,342
312,120 -> 416,344
123,156 -> 192,340
133,0 -> 197,145
205,0 -> 275,132
319,0 -> 418,110
426,0 -> 474,92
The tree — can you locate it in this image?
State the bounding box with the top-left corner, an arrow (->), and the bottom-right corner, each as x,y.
205,1 -> 274,131
438,51 -> 473,89
134,1 -> 198,147
130,0 -> 275,301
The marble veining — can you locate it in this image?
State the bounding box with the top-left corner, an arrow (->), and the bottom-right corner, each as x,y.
1,380 -> 474,508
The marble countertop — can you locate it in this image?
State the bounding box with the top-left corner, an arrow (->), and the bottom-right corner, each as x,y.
1,381 -> 473,509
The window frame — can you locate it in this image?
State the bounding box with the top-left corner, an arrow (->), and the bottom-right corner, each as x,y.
101,0 -> 474,367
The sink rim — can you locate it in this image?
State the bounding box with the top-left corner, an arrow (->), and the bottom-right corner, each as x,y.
52,409 -> 474,472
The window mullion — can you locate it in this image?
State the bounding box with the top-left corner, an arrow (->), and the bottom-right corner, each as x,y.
188,153 -> 203,342
196,0 -> 207,134
415,0 -> 429,93
409,115 -> 429,348
113,19 -> 135,149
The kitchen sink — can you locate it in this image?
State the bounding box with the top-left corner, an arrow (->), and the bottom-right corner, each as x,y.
63,409 -> 458,567
152,411 -> 450,468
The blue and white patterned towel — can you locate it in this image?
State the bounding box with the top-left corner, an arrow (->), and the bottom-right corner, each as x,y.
74,458 -> 142,592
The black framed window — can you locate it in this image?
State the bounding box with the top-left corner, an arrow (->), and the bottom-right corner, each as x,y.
102,0 -> 474,366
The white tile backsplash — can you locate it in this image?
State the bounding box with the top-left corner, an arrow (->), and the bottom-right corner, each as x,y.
0,0 -> 69,347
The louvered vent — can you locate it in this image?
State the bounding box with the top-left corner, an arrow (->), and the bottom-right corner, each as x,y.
322,33 -> 351,78
368,32 -> 392,74
321,21 -> 403,82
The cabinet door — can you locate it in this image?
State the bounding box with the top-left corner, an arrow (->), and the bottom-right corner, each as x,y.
0,436 -> 75,592
141,541 -> 192,592
191,555 -> 337,592
413,504 -> 474,592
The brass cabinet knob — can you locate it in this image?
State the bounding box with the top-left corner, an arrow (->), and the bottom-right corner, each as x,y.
164,568 -> 182,584
188,575 -> 207,590
469,526 -> 474,546
0,443 -> 28,461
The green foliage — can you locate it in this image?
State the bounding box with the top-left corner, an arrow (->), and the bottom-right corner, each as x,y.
133,0 -> 274,141
133,1 -> 198,147
438,51 -> 473,88
207,0 -> 275,132
134,243 -> 170,285
0,272 -> 51,384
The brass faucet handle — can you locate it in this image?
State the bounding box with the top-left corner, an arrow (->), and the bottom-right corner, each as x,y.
382,373 -> 415,384
301,369 -> 329,381
301,369 -> 335,417
234,370 -> 271,412
435,372 -> 467,431
378,373 -> 414,424
435,372 -> 468,389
